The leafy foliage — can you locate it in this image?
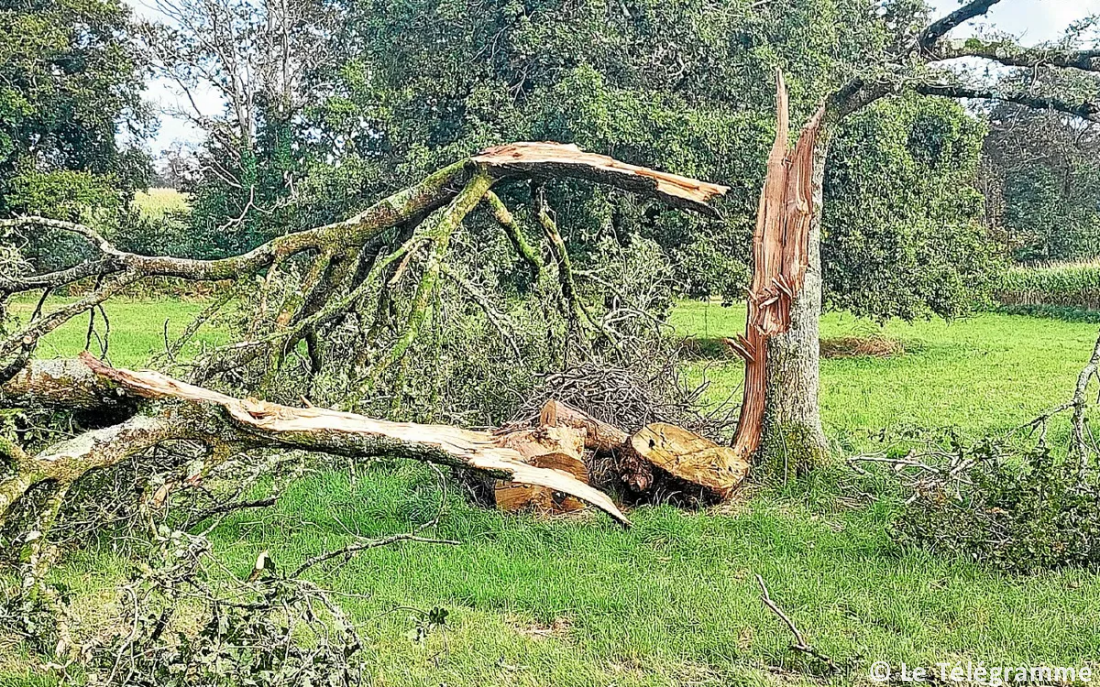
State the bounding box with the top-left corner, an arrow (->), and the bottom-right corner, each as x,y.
0,0 -> 149,215
892,439 -> 1100,573
84,529 -> 366,687
823,94 -> 1000,321
981,104 -> 1100,264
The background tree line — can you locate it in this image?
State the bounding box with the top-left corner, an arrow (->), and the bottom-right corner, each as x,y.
4,0 -> 1099,320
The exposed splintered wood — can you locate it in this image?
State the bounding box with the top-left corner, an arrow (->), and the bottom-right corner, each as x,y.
473,142 -> 729,217
614,73 -> 823,495
495,426 -> 590,515
726,73 -> 825,468
78,354 -> 629,525
630,423 -> 750,498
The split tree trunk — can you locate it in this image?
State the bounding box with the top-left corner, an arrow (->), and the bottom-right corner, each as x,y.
758,132 -> 830,479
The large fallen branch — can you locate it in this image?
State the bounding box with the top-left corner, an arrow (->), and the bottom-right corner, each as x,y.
0,143 -> 728,387
0,353 -> 630,533
1,131 -> 815,546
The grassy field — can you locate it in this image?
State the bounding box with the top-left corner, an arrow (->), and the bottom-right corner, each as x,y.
4,301 -> 1100,686
5,297 -> 227,365
133,187 -> 189,218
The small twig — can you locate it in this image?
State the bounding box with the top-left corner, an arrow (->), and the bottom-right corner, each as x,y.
1071,330 -> 1100,479
755,574 -> 838,675
162,318 -> 175,363
31,287 -> 51,321
97,304 -> 110,359
440,263 -> 522,358
290,533 -> 460,579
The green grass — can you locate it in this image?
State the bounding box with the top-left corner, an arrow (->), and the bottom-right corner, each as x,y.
6,296 -> 227,366
671,301 -> 1100,453
133,187 -> 189,219
6,301 -> 1100,685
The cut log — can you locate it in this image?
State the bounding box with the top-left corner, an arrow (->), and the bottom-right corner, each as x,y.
630,423 -> 750,499
537,399 -> 655,493
494,426 -> 590,515
538,400 -> 629,453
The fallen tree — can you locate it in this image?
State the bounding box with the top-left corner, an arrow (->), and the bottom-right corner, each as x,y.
0,143 -> 741,552
0,73 -> 821,553
0,353 -> 628,527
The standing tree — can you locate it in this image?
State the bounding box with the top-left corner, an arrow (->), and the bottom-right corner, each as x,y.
748,0 -> 1100,474
980,102 -> 1100,263
139,0 -> 344,254
0,0 -> 149,218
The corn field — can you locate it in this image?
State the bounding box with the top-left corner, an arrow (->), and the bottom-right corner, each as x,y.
997,262 -> 1100,310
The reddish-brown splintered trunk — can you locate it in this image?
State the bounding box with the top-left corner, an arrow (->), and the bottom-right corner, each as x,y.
758,132 -> 830,478
619,73 -> 826,498
725,73 -> 826,479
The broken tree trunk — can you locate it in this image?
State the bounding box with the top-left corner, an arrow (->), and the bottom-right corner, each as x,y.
80,354 -> 630,525
626,71 -> 825,496
730,73 -> 826,463
758,127 -> 830,479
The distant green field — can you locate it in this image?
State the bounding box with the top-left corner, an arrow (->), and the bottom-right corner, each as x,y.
133,187 -> 189,218
997,261 -> 1100,310
7,296 -> 226,366
5,301 -> 1100,686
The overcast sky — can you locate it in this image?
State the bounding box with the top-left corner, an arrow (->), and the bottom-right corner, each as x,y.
128,0 -> 1100,151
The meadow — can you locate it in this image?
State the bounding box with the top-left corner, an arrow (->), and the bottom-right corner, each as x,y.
132,188 -> 189,218
4,299 -> 1100,686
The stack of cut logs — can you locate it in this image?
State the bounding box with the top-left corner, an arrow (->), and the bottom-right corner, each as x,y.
494,399 -> 750,516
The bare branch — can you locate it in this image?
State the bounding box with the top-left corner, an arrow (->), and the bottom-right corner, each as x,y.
756,574 -> 839,674
932,40 -> 1100,72
918,0 -> 1003,52
913,82 -> 1100,122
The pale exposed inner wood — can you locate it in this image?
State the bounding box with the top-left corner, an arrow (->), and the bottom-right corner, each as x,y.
473,142 -> 730,205
81,354 -> 629,525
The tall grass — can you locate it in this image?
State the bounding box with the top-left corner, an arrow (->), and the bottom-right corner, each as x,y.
997,261 -> 1100,310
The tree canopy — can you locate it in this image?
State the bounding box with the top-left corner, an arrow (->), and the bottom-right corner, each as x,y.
0,0 -> 149,217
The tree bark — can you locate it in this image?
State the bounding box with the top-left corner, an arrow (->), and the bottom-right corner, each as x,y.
758,131 -> 830,479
